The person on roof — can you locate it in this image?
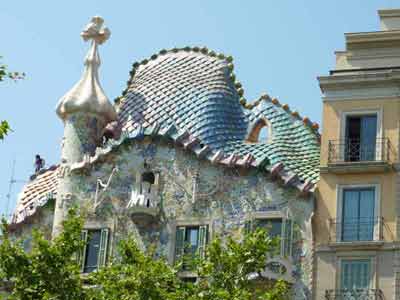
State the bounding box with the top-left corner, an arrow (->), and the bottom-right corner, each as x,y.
34,154 -> 45,173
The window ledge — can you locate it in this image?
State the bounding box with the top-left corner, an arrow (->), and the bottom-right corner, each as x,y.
329,240 -> 384,250
321,161 -> 393,174
178,270 -> 197,278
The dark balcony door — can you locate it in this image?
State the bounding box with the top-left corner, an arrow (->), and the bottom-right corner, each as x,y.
345,115 -> 377,161
342,188 -> 375,241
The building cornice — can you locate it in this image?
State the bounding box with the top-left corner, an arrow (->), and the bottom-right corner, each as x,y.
318,70 -> 400,91
345,30 -> 400,47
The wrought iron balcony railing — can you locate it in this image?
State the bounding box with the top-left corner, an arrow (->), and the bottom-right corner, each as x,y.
328,217 -> 384,243
328,138 -> 393,164
325,289 -> 384,300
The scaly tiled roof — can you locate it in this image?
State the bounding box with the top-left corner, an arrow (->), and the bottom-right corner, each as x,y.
11,165 -> 58,224
118,48 -> 248,150
117,47 -> 320,184
12,47 -> 320,225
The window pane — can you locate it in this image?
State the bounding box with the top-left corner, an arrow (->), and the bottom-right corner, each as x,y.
84,230 -> 101,273
342,188 -> 375,241
345,115 -> 377,161
182,227 -> 200,271
345,117 -> 361,161
342,190 -> 359,241
360,116 -> 377,161
255,219 -> 282,238
359,189 -> 375,240
341,188 -> 375,241
341,260 -> 371,290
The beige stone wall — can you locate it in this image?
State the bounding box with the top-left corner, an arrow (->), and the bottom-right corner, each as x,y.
320,99 -> 400,166
314,249 -> 395,300
317,97 -> 400,245
315,172 -> 397,245
316,96 -> 400,299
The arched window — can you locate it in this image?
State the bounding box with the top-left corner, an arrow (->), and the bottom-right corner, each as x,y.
247,118 -> 271,143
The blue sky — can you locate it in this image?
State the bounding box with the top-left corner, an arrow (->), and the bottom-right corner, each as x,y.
0,0 -> 397,217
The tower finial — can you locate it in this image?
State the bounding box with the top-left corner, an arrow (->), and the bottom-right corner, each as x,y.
56,16 -> 116,123
80,16 -> 110,45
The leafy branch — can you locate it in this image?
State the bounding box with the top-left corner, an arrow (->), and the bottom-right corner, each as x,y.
0,56 -> 25,141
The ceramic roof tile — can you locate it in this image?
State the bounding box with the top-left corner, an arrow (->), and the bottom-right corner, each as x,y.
12,166 -> 58,224
12,47 -> 321,226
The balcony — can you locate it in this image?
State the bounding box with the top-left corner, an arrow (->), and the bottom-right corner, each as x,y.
325,289 -> 384,300
126,182 -> 160,219
328,217 -> 386,249
325,138 -> 394,174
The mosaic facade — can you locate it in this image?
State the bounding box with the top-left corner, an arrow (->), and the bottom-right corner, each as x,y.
10,17 -> 320,300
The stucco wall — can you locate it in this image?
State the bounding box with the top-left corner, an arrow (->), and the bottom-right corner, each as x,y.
320,99 -> 399,166
314,249 -> 395,300
315,172 -> 397,245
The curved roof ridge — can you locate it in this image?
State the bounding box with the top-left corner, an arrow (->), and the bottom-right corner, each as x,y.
243,93 -> 320,141
113,46 -> 320,140
114,46 -> 240,106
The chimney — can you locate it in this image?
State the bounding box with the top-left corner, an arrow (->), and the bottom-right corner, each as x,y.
378,9 -> 400,31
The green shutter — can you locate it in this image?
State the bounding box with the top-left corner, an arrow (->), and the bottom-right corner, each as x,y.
198,225 -> 208,259
244,220 -> 252,234
98,228 -> 109,269
175,226 -> 186,263
282,219 -> 293,257
79,230 -> 88,273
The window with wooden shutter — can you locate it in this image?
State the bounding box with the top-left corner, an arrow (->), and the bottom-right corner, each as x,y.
244,220 -> 252,234
198,225 -> 208,259
79,228 -> 110,273
175,226 -> 186,263
98,228 -> 109,269
281,219 -> 293,258
250,217 -> 293,258
175,225 -> 209,269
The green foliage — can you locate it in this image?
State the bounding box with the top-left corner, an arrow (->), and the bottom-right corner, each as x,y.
0,57 -> 25,82
0,56 -> 24,140
86,238 -> 187,300
0,211 -> 288,300
0,207 -> 86,300
0,121 -> 10,140
192,229 -> 288,300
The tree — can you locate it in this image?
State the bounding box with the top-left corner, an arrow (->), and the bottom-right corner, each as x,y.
0,208 -> 86,299
192,231 -> 288,300
0,209 -> 288,300
0,56 -> 24,140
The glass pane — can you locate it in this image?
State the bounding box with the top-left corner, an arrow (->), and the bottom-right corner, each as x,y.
255,219 -> 282,238
359,189 -> 375,241
342,190 -> 359,241
185,227 -> 199,255
345,117 -> 361,161
342,189 -> 375,241
341,260 -> 371,290
360,115 -> 377,161
183,227 -> 199,271
84,230 -> 101,273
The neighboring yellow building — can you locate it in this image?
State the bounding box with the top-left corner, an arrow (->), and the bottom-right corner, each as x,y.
314,9 -> 400,300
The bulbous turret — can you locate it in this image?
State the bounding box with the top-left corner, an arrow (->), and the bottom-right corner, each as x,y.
53,16 -> 116,238
56,16 -> 116,164
56,16 -> 116,123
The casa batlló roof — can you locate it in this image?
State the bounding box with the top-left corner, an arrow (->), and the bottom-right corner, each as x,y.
12,46 -> 320,225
